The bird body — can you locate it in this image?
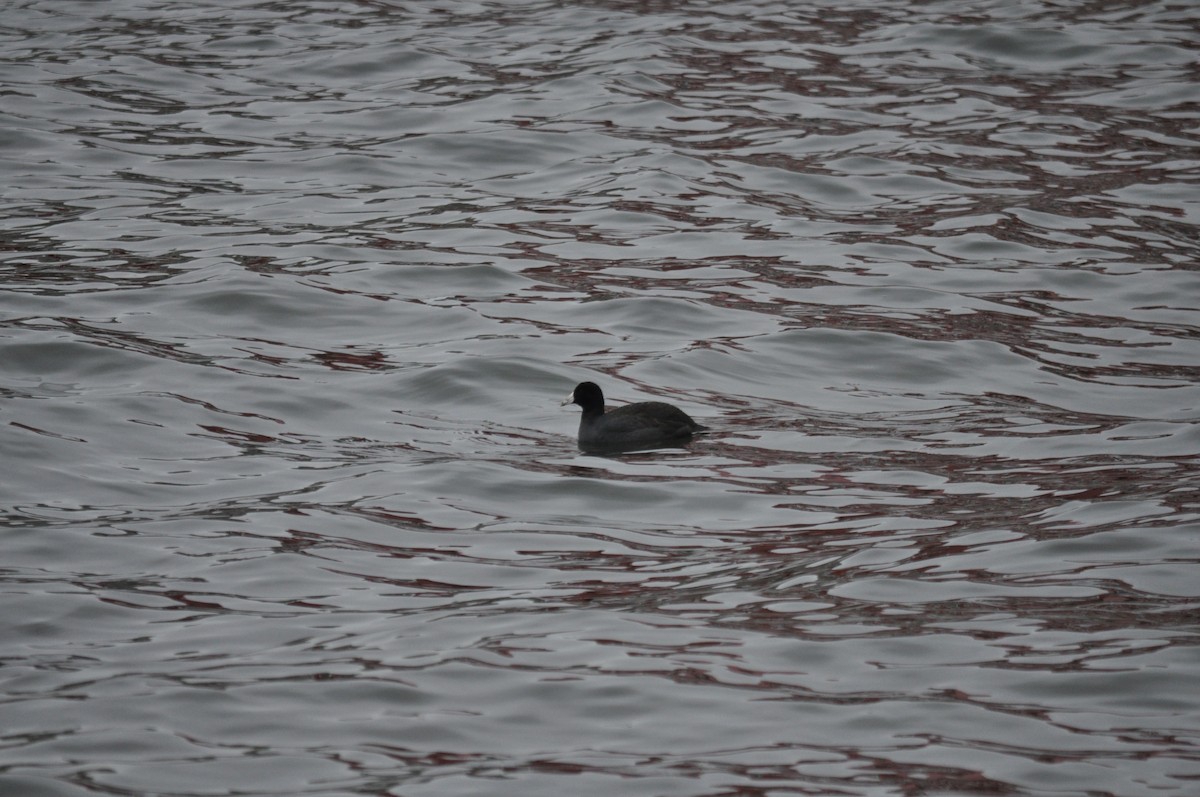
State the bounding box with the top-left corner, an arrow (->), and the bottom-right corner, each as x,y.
563,381 -> 705,452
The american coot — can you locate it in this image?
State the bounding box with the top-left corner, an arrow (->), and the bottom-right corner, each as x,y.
562,381 -> 706,452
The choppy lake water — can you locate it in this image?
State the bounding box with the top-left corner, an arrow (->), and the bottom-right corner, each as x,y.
2,1 -> 1199,795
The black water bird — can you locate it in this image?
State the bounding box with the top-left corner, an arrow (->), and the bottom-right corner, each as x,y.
562,381 -> 706,452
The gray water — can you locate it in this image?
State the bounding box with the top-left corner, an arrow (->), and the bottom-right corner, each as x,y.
2,1 -> 1198,796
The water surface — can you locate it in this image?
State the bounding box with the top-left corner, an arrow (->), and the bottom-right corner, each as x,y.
2,1 -> 1198,795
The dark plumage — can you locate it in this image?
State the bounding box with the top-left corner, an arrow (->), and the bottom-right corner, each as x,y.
562,381 -> 706,452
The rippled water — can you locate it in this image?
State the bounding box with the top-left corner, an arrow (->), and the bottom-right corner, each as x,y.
2,1 -> 1198,795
